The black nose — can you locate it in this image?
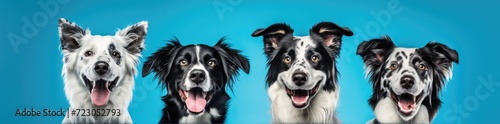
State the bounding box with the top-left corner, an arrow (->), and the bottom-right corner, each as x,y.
292,72 -> 307,86
94,61 -> 109,75
401,76 -> 415,89
189,69 -> 206,84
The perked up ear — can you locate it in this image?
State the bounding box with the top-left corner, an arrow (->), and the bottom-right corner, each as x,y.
214,37 -> 250,90
116,21 -> 148,55
421,42 -> 459,79
142,39 -> 182,85
251,23 -> 294,56
356,35 -> 396,67
310,21 -> 353,49
58,18 -> 88,52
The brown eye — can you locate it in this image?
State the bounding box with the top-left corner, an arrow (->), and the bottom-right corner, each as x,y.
283,56 -> 292,64
84,51 -> 93,57
208,60 -> 216,67
179,60 -> 188,66
390,63 -> 398,70
311,55 -> 320,63
418,64 -> 426,70
112,52 -> 120,58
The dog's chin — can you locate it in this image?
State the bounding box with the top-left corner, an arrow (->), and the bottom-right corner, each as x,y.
178,87 -> 213,115
389,89 -> 424,120
284,79 -> 322,109
82,75 -> 119,107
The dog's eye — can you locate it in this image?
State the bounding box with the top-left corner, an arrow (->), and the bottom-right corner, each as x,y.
418,64 -> 426,70
112,52 -> 120,58
311,55 -> 320,63
84,51 -> 93,57
390,63 -> 398,70
179,60 -> 189,66
283,56 -> 292,64
207,60 -> 216,67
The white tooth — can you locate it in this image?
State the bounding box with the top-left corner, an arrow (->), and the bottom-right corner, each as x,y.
202,92 -> 207,98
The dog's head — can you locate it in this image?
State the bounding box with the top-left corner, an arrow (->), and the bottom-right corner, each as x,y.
142,38 -> 250,114
252,22 -> 353,108
59,18 -> 148,106
357,36 -> 459,120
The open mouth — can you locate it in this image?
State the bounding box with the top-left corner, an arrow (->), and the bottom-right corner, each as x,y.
285,79 -> 322,108
389,89 -> 423,116
178,87 -> 213,114
82,75 -> 118,107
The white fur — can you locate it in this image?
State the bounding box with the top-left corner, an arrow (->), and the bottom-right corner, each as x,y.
60,19 -> 147,123
268,36 -> 339,123
179,108 -> 221,123
269,82 -> 339,123
367,48 -> 436,123
182,45 -> 212,92
371,97 -> 429,124
380,48 -> 432,121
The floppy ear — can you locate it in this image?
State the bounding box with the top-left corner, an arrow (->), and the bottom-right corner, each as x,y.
251,23 -> 294,56
356,36 -> 396,69
58,18 -> 88,52
116,21 -> 148,55
310,22 -> 353,49
421,42 -> 459,79
142,39 -> 182,85
214,38 -> 250,90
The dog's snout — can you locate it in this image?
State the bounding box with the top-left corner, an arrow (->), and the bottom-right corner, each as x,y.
94,61 -> 109,75
292,72 -> 307,86
400,76 -> 415,89
189,69 -> 206,84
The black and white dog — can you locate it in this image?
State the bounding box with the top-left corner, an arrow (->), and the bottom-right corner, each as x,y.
357,36 -> 459,123
252,22 -> 353,123
59,18 -> 148,123
142,38 -> 250,123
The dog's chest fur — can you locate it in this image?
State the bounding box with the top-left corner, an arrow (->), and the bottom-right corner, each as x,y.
178,108 -> 221,123
268,82 -> 339,123
372,97 -> 430,123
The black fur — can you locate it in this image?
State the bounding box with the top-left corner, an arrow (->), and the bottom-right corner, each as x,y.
357,36 -> 459,122
142,38 -> 250,123
252,22 -> 352,91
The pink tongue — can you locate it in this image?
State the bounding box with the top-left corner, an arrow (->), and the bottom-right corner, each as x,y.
185,92 -> 206,113
292,95 -> 308,105
399,100 -> 415,110
91,88 -> 110,106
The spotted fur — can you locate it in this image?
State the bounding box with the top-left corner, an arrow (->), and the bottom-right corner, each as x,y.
357,36 -> 459,123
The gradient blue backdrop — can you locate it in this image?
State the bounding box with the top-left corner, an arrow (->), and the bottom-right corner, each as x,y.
1,0 -> 499,123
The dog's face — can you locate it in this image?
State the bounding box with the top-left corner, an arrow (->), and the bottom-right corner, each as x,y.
357,36 -> 458,121
252,22 -> 353,108
142,38 -> 250,114
59,18 -> 148,106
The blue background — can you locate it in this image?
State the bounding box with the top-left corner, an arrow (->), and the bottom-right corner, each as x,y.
1,0 -> 499,123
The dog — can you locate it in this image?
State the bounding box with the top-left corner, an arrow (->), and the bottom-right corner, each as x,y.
356,36 -> 459,123
251,22 -> 353,123
142,38 -> 250,123
59,18 -> 147,123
